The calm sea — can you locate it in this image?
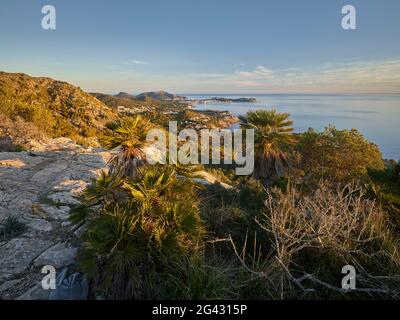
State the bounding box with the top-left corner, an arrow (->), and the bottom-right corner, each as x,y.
185,94 -> 400,160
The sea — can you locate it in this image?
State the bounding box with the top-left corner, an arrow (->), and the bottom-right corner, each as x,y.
185,94 -> 400,160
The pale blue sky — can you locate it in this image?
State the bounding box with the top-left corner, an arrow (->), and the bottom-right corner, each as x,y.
1,0 -> 399,93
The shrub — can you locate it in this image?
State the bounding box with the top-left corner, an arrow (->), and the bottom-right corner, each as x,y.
368,161 -> 400,230
200,178 -> 267,259
296,126 -> 385,185
73,165 -> 204,299
161,257 -> 235,299
0,215 -> 26,241
100,116 -> 155,177
236,182 -> 400,299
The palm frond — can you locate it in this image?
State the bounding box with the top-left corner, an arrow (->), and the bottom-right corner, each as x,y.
240,109 -> 295,186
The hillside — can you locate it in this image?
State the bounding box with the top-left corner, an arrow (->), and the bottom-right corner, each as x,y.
0,72 -> 118,148
113,91 -> 186,101
114,92 -> 136,99
91,92 -> 189,120
91,92 -> 143,109
135,90 -> 186,101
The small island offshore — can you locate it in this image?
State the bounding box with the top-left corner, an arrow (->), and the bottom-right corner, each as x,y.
189,97 -> 257,104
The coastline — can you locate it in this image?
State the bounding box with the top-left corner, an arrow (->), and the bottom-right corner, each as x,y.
187,93 -> 400,161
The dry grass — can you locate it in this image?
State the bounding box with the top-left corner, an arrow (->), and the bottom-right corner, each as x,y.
228,182 -> 400,299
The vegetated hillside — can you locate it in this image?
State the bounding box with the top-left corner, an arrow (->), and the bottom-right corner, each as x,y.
114,90 -> 185,101
94,92 -> 177,108
91,92 -> 188,117
114,92 -> 136,99
0,72 -> 118,148
135,90 -> 186,101
91,92 -> 145,109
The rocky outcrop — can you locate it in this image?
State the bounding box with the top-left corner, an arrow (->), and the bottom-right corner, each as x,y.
0,138 -> 111,300
0,137 -> 232,300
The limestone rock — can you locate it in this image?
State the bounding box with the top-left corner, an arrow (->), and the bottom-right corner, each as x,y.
0,273 -> 13,283
0,279 -> 21,293
52,179 -> 88,195
33,242 -> 78,268
30,162 -> 69,184
47,192 -> 80,206
192,171 -> 233,189
0,159 -> 26,168
40,205 -> 71,220
0,137 -> 111,298
16,282 -> 49,300
27,218 -> 53,232
0,238 -> 53,275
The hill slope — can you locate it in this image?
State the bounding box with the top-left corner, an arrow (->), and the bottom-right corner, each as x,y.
135,90 -> 186,101
114,92 -> 136,99
91,92 -> 144,109
0,72 -> 117,148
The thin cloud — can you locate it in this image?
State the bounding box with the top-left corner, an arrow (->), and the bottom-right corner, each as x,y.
192,60 -> 400,93
234,65 -> 275,78
130,60 -> 150,65
79,59 -> 400,94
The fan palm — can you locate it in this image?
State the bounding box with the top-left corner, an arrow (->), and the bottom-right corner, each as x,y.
102,116 -> 153,178
76,164 -> 204,299
239,109 -> 296,186
122,165 -> 202,243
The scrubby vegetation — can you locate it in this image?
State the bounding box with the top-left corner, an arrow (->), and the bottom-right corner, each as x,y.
0,72 -> 117,148
295,126 -> 385,185
239,109 -> 296,187
72,165 -> 205,299
251,183 -> 400,298
368,160 -> 400,231
2,71 -> 398,299
0,72 -> 231,150
0,215 -> 26,241
71,110 -> 400,300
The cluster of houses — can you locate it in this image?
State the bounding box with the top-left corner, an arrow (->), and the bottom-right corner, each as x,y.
116,104 -> 238,131
183,119 -> 209,130
116,105 -> 154,115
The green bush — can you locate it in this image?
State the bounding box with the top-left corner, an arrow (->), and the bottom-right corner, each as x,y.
72,165 -> 204,299
161,257 -> 234,299
200,178 -> 267,260
296,126 -> 385,185
0,215 -> 26,241
368,161 -> 400,230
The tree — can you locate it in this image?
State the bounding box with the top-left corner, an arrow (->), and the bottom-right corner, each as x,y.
102,116 -> 153,178
239,109 -> 296,187
296,126 -> 385,185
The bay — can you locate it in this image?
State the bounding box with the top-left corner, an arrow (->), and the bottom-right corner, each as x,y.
186,93 -> 400,160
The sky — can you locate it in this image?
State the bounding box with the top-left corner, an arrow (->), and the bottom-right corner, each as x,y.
0,0 -> 400,94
